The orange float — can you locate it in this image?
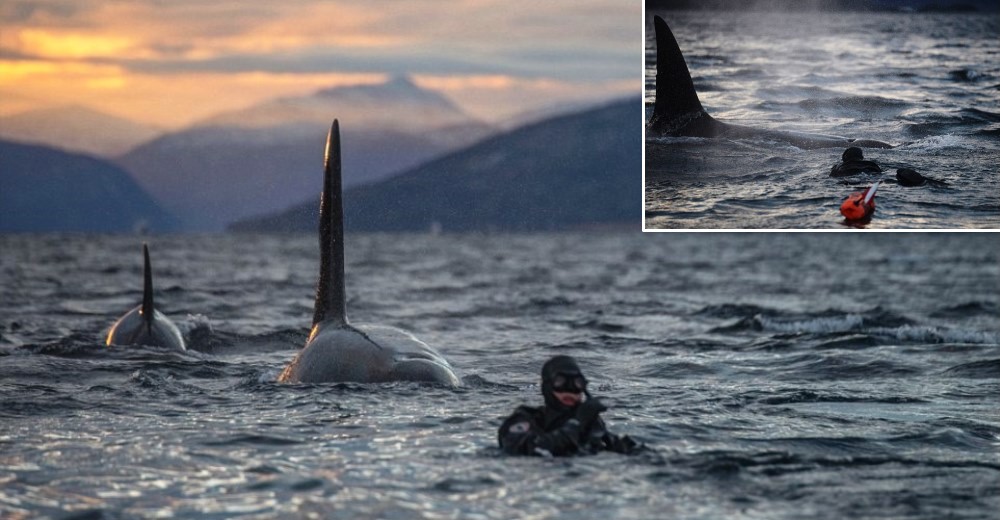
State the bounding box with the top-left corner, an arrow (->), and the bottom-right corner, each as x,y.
840,181 -> 880,221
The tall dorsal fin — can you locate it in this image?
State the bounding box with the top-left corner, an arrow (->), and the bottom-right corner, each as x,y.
312,120 -> 347,327
650,15 -> 710,133
141,243 -> 154,326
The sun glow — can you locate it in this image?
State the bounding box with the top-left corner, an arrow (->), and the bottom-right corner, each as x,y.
0,1 -> 636,128
18,29 -> 135,59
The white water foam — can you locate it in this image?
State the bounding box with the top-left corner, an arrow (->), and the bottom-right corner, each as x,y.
755,314 -> 865,334
179,313 -> 214,337
903,134 -> 972,151
870,325 -> 999,345
756,316 -> 998,345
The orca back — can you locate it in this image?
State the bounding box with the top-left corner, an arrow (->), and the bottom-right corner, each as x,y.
106,243 -> 185,350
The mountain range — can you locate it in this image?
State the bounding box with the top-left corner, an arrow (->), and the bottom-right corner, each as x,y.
0,140 -> 178,233
117,76 -> 494,231
230,98 -> 640,233
0,105 -> 162,157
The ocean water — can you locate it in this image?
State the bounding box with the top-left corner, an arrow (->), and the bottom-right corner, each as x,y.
1,232 -> 998,519
644,10 -> 1000,229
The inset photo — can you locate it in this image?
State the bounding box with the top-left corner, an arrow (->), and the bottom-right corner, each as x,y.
644,0 -> 1000,229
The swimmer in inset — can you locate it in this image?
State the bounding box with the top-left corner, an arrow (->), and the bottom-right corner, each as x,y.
830,147 -> 883,177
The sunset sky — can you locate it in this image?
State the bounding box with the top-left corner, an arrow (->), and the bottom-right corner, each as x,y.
0,1 -> 640,129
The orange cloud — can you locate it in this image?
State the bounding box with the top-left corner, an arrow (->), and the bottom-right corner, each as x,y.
0,1 -> 638,128
18,29 -> 136,59
0,59 -> 124,83
246,3 -> 405,51
0,60 -> 61,80
413,75 -> 518,90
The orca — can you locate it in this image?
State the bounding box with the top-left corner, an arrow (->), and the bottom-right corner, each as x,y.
277,120 -> 460,386
106,243 -> 186,350
648,15 -> 893,150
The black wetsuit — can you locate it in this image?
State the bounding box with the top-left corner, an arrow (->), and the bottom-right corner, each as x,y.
497,355 -> 641,457
498,403 -> 639,456
830,146 -> 883,177
831,160 -> 882,177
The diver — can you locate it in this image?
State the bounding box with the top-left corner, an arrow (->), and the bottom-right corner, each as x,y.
498,355 -> 642,457
830,147 -> 883,177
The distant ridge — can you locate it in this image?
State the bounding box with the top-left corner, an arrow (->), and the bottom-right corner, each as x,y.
0,140 -> 179,233
200,76 -> 472,132
230,98 -> 640,233
118,76 -> 494,231
0,105 -> 161,157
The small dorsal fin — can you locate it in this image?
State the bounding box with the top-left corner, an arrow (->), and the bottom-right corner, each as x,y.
141,243 -> 154,326
650,16 -> 709,133
312,120 -> 347,327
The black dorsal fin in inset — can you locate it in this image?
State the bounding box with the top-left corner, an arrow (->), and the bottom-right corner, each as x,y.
651,15 -> 711,134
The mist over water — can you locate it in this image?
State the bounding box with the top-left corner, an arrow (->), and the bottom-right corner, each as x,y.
645,10 -> 1000,229
1,232 -> 998,518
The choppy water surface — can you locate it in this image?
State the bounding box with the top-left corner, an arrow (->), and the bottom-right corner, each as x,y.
1,232 -> 999,519
644,11 -> 1000,229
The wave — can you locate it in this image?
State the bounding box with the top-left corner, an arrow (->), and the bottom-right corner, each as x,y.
890,424 -> 1000,452
902,134 -> 975,151
189,328 -> 306,354
868,325 -> 999,345
696,303 -> 780,320
637,360 -> 717,378
931,301 -> 999,318
757,314 -> 863,334
714,307 -> 913,334
18,334 -> 107,358
797,96 -> 908,114
705,306 -> 997,346
666,448 -> 1000,481
177,313 -> 214,340
902,109 -> 1000,138
758,390 -> 927,406
960,108 -> 1000,123
941,359 -> 1000,379
202,433 -> 305,447
949,69 -> 986,82
0,391 -> 91,418
794,356 -> 922,380
812,334 -> 882,350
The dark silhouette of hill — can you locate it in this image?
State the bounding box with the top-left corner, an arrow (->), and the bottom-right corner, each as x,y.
0,140 -> 178,233
230,98 -> 640,233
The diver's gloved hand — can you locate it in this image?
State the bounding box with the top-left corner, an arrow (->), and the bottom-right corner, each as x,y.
575,397 -> 607,429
